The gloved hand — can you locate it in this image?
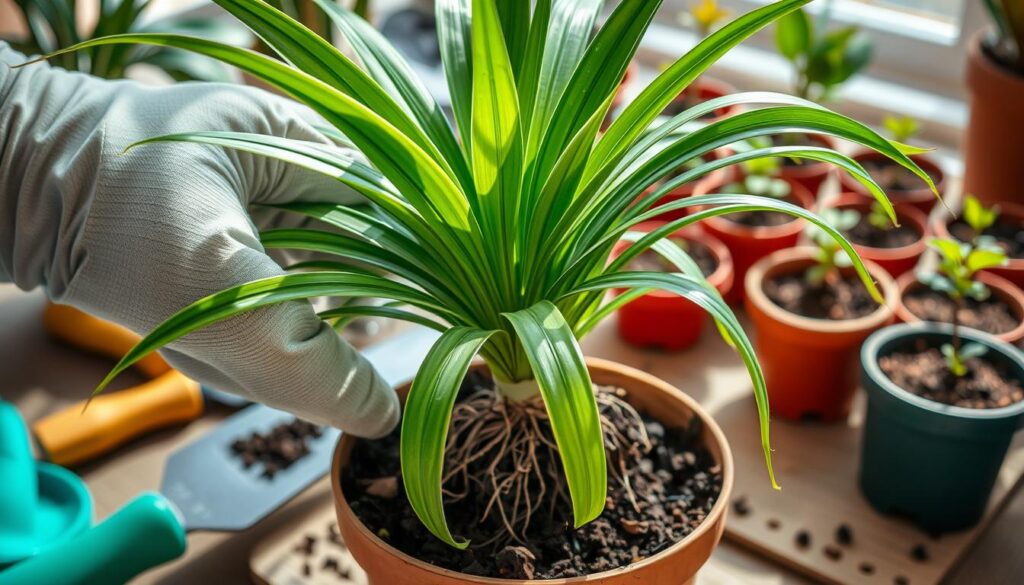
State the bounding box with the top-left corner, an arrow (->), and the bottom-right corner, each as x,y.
0,43 -> 400,438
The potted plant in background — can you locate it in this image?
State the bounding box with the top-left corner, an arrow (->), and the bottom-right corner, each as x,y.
694,147 -> 816,303
0,0 -> 247,81
935,195 -> 1024,289
822,195 -> 929,277
859,319 -> 1024,531
963,0 -> 1024,206
895,237 -> 1024,345
613,223 -> 734,351
744,210 -> 898,421
841,116 -> 948,213
773,5 -> 871,195
43,0 -> 936,581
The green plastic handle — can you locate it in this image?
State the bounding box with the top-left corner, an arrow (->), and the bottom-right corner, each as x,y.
0,492 -> 186,585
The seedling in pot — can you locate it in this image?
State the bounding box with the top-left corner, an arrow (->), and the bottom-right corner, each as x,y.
774,6 -> 873,102
805,208 -> 860,287
866,200 -> 894,232
722,140 -> 791,199
34,0 -> 938,573
918,238 -> 1008,376
883,115 -> 920,144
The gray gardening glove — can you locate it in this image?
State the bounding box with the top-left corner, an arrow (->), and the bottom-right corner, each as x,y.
0,43 -> 400,438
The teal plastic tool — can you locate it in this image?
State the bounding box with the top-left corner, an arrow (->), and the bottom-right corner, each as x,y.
0,326 -> 438,585
0,401 -> 92,568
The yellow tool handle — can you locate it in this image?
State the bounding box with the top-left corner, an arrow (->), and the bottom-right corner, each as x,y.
43,303 -> 170,378
32,371 -> 204,466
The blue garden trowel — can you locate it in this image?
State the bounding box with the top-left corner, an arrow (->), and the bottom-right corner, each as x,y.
0,326 -> 439,585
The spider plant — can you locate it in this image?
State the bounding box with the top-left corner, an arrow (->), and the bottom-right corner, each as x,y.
3,0 -> 248,80
34,0 -> 936,550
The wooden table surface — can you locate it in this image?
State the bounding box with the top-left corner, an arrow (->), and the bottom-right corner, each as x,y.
1,284 -> 1020,584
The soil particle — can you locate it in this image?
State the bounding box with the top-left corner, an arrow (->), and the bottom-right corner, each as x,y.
843,213 -> 920,249
863,158 -> 941,193
363,476 -> 399,499
895,576 -> 910,585
795,530 -> 811,549
732,496 -> 751,517
764,271 -> 877,320
859,562 -> 875,575
836,523 -> 854,546
823,545 -> 843,561
301,562 -> 311,577
343,375 -> 723,579
767,518 -> 781,530
294,534 -> 316,556
903,287 -> 1019,335
911,544 -> 929,562
626,238 -> 718,277
950,216 -> 1024,259
230,418 -> 323,479
880,342 -> 1024,409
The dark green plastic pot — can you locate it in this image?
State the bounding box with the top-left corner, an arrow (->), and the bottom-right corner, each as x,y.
859,323 -> 1024,533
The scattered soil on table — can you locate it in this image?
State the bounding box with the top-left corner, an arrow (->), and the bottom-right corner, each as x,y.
902,288 -> 1019,335
230,418 -> 323,479
343,372 -> 723,579
626,238 -> 718,277
772,134 -> 826,167
863,158 -> 941,193
764,270 -> 877,320
879,339 -> 1024,409
720,192 -> 801,227
949,216 -> 1024,259
843,213 -> 921,249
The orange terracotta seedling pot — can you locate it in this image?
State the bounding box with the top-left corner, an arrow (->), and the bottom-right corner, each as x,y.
694,174 -> 816,304
840,151 -> 947,215
331,359 -> 733,585
822,193 -> 930,278
893,271 -> 1024,345
612,223 -> 734,350
933,201 -> 1024,290
745,248 -> 898,422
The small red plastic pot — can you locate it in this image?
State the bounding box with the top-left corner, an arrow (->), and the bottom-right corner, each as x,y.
745,248 -> 898,422
693,173 -> 816,304
612,223 -> 734,350
839,150 -> 947,214
933,201 -> 1024,290
777,134 -> 839,197
821,193 -> 929,278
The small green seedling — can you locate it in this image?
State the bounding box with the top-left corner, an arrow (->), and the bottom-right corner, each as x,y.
962,194 -> 1001,247
919,238 -> 1008,376
883,115 -> 920,143
867,201 -> 894,231
806,208 -> 860,286
724,137 -> 792,198
775,7 -> 873,102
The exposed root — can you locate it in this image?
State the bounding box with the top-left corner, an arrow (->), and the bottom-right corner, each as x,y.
442,383 -> 652,553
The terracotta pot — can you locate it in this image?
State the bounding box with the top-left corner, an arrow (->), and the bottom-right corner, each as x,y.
777,134 -> 839,197
822,193 -> 929,278
745,248 -> 898,421
694,173 -> 816,304
331,358 -> 734,585
612,223 -> 734,350
963,31 -> 1024,207
839,150 -> 946,214
893,271 -> 1024,345
933,201 -> 1024,289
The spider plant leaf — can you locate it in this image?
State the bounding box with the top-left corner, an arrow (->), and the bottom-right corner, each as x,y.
564,271 -> 778,489
401,326 -> 498,548
91,271 -> 448,398
495,0 -> 529,76
503,301 -> 606,527
435,0 -> 473,147
317,305 -> 448,333
310,0 -> 472,192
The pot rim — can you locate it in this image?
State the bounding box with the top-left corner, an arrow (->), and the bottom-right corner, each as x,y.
895,271 -> 1024,343
611,222 -> 734,299
861,322 -> 1024,420
694,175 -> 816,240
330,357 -> 735,584
744,247 -> 898,334
824,193 -> 929,260
932,201 -> 1024,271
969,29 -> 1024,93
840,150 -> 946,205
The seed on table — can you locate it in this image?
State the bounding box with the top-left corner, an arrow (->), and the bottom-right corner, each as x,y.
823,545 -> 842,561
301,562 -> 311,577
911,544 -> 929,562
732,496 -> 751,517
859,562 -> 874,575
836,523 -> 853,545
894,576 -> 910,585
766,518 -> 781,530
795,530 -> 811,548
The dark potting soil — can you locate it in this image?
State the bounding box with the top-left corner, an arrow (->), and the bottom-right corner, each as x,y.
764,270 -> 877,320
721,192 -> 799,227
342,372 -> 723,580
880,339 -> 1024,409
626,238 -> 718,277
229,418 -> 323,479
949,216 -> 1024,259
903,287 -> 1019,335
862,158 -> 941,193
771,134 -> 825,167
843,213 -> 920,249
